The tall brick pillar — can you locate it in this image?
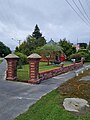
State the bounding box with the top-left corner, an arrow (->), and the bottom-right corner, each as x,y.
27,53 -> 41,84
5,54 -> 19,80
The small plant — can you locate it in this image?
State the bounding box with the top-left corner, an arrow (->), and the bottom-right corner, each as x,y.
70,53 -> 82,62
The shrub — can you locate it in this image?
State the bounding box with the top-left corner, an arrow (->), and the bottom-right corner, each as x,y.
77,50 -> 90,62
85,54 -> 90,61
15,52 -> 27,65
70,53 -> 82,62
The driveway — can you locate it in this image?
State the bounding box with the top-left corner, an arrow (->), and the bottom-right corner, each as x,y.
0,60 -> 81,120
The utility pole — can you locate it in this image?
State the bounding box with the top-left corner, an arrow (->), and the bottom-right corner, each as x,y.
17,40 -> 22,46
12,38 -> 22,46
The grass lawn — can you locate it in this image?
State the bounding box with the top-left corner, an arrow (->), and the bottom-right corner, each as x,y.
17,62 -> 62,81
84,62 -> 90,65
17,64 -> 29,80
15,70 -> 90,120
39,62 -> 60,71
0,60 -> 3,64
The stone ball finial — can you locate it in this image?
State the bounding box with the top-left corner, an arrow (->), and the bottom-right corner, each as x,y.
27,53 -> 41,59
5,53 -> 19,59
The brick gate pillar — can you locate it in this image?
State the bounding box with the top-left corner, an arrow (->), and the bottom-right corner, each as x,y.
27,53 -> 41,84
5,54 -> 19,80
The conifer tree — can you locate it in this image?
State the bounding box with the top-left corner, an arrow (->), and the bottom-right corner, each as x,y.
32,24 -> 42,39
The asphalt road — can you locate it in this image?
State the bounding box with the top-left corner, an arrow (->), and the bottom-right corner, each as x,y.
0,60 -> 81,120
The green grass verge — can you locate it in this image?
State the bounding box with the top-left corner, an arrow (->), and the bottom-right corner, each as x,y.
0,60 -> 3,64
15,88 -> 90,120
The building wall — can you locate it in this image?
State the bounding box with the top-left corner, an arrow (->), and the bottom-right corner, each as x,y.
40,53 -> 63,62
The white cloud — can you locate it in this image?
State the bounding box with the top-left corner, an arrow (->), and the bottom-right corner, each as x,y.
0,0 -> 90,50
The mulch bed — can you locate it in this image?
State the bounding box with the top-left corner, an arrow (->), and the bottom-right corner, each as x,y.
59,69 -> 90,115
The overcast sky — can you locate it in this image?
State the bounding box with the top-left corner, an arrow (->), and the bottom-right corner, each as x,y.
0,0 -> 90,50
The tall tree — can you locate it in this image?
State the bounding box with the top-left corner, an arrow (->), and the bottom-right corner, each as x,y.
59,38 -> 76,59
15,25 -> 46,55
0,41 -> 11,57
16,37 -> 46,56
32,24 -> 42,39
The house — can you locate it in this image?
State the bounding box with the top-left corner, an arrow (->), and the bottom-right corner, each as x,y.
40,39 -> 65,62
72,44 -> 80,51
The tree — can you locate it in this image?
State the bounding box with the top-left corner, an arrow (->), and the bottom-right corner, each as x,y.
0,41 -> 11,57
39,45 -> 54,65
87,41 -> 90,50
70,53 -> 82,62
32,24 -> 42,39
35,37 -> 46,47
15,25 -> 46,55
59,38 -> 76,59
35,44 -> 63,65
77,49 -> 90,61
32,24 -> 46,47
15,52 -> 27,65
70,49 -> 90,62
78,43 -> 87,49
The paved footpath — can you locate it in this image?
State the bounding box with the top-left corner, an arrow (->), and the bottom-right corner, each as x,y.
0,60 -> 87,120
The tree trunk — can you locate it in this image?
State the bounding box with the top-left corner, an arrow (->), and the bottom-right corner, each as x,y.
47,58 -> 50,65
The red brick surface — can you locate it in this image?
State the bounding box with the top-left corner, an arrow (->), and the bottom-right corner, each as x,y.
6,59 -> 18,80
39,62 -> 83,81
28,58 -> 41,84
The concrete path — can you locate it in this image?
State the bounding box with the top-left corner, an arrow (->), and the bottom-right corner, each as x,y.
0,60 -> 88,120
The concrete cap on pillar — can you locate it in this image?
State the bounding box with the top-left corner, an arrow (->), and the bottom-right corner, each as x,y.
27,53 -> 41,59
5,53 -> 19,59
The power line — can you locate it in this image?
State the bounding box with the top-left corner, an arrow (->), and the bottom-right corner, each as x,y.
72,0 -> 90,25
78,0 -> 90,21
65,0 -> 90,27
86,0 -> 90,13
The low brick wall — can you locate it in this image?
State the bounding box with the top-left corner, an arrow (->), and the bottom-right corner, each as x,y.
39,62 -> 83,81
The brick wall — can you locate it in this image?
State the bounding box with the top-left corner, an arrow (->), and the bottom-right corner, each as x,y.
39,62 -> 83,81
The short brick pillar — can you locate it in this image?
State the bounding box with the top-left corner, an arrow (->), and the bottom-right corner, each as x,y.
27,53 -> 41,84
5,54 -> 19,80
